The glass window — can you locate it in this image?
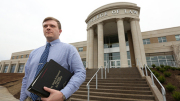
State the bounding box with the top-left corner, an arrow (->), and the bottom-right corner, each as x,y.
166,55 -> 173,60
26,54 -> 28,58
151,56 -> 158,61
111,52 -> 120,60
12,56 -> 14,59
10,64 -> 16,73
111,61 -> 115,66
3,65 -> 8,73
82,61 -> 86,68
158,36 -> 167,43
18,64 -> 24,73
21,55 -> 23,58
111,43 -> 119,48
146,55 -> 175,67
16,56 -> 19,59
126,41 -> 129,46
146,57 -> 150,61
127,51 -> 131,59
143,39 -> 150,44
175,35 -> 180,41
116,61 -> 120,66
78,47 -> 83,52
158,56 -> 166,60
104,44 -> 109,48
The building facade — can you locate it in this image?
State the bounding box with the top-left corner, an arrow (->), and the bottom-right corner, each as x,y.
0,2 -> 180,73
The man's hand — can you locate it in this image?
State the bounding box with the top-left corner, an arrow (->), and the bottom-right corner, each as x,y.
41,86 -> 64,101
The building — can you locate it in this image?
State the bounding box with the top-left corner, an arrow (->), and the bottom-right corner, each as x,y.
0,2 -> 180,73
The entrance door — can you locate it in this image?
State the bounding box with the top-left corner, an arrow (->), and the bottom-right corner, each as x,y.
110,60 -> 121,68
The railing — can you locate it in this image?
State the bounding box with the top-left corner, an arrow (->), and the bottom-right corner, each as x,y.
86,66 -> 104,101
136,58 -> 166,101
144,64 -> 166,101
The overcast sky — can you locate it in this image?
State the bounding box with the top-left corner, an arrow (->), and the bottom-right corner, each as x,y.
0,0 -> 180,61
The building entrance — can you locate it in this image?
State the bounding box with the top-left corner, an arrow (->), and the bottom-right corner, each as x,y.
110,60 -> 121,68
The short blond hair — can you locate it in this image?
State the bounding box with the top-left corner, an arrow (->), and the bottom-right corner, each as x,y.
43,17 -> 61,29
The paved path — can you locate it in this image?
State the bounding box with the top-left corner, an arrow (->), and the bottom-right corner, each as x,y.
0,86 -> 19,101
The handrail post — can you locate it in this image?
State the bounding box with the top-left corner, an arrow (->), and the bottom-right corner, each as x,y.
96,74 -> 98,89
151,72 -> 155,86
101,66 -> 103,79
105,66 -> 106,79
87,85 -> 90,101
161,88 -> 166,101
145,65 -> 148,76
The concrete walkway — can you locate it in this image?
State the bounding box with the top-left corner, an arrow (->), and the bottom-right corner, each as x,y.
0,86 -> 19,101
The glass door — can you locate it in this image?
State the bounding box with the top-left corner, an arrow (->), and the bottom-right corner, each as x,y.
110,60 -> 121,68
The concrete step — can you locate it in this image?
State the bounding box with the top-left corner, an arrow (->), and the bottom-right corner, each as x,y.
73,91 -> 155,100
75,88 -> 153,95
80,85 -> 151,91
81,82 -> 149,87
72,94 -> 155,101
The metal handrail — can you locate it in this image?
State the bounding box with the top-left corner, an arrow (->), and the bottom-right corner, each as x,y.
144,64 -> 166,101
86,66 -> 103,101
136,58 -> 145,76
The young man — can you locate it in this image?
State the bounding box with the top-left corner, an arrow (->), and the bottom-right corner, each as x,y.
20,17 -> 86,101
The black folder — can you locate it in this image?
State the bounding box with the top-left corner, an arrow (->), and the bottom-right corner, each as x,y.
27,59 -> 73,97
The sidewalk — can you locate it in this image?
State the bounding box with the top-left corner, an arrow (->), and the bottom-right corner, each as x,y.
0,86 -> 19,101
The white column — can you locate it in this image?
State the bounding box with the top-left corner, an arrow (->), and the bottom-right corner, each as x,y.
135,19 -> 147,65
97,22 -> 104,68
130,18 -> 143,65
117,18 -> 129,67
89,28 -> 94,69
23,62 -> 27,73
86,29 -> 90,68
14,61 -> 19,73
7,62 -> 12,73
0,62 -> 5,73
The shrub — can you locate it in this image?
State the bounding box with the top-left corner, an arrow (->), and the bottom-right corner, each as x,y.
160,64 -> 165,68
152,64 -> 156,68
156,66 -> 160,71
173,91 -> 180,101
164,72 -> 171,77
154,72 -> 160,78
165,83 -> 176,92
178,68 -> 180,71
158,76 -> 166,83
151,70 -> 156,74
171,67 -> 176,71
159,68 -> 166,73
165,65 -> 171,69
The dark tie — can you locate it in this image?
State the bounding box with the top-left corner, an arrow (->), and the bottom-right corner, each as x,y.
30,43 -> 51,101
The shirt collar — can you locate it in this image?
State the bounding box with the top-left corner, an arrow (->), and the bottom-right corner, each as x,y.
46,39 -> 61,46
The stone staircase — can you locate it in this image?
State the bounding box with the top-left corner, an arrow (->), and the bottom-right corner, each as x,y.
71,67 -> 156,101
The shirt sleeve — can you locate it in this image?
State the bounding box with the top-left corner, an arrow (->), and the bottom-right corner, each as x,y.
19,53 -> 32,101
60,45 -> 86,99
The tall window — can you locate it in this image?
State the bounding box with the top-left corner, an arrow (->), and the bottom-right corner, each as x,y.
158,37 -> 167,43
16,56 -> 19,59
12,56 -> 14,59
10,64 -> 16,73
3,65 -> 9,73
146,55 -> 175,67
78,47 -> 83,52
26,54 -> 29,58
18,64 -> 24,73
143,39 -> 150,44
21,55 -> 23,58
175,35 -> 180,41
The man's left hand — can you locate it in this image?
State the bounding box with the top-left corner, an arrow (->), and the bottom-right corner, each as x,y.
41,86 -> 64,101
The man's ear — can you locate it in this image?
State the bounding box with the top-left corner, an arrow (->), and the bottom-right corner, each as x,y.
59,29 -> 62,36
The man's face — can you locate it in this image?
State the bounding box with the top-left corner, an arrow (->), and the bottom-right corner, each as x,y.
43,20 -> 62,42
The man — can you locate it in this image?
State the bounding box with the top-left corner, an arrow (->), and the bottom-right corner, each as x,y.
20,17 -> 86,101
